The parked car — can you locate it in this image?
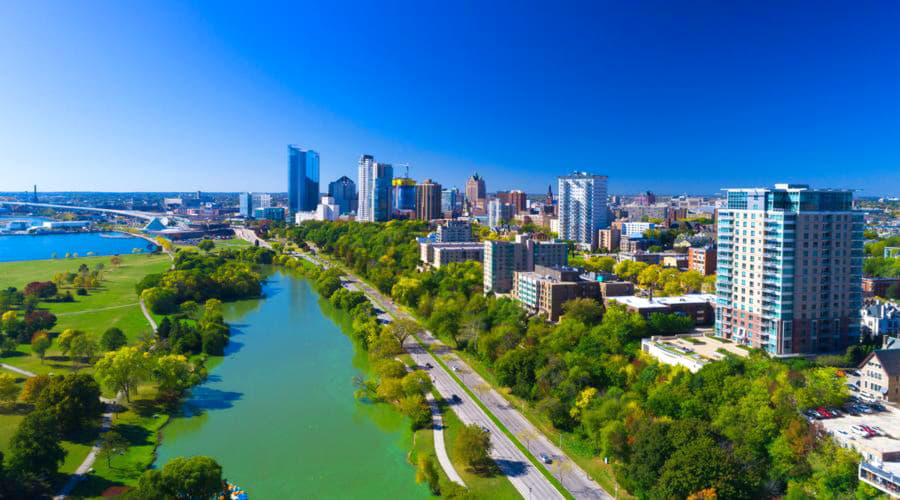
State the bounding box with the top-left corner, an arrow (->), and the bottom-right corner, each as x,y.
450,394 -> 462,404
871,403 -> 886,412
424,362 -> 433,369
828,407 -> 842,417
850,425 -> 870,437
847,383 -> 859,392
817,407 -> 833,418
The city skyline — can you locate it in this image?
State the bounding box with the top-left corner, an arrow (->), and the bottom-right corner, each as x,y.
2,2 -> 900,195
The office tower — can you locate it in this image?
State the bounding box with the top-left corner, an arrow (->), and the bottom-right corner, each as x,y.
715,184 -> 863,356
466,173 -> 487,209
415,179 -> 442,221
239,192 -> 253,218
441,187 -> 460,214
484,234 -> 568,294
357,155 -> 393,222
636,191 -> 656,206
558,172 -> 609,249
488,199 -> 514,228
328,176 -> 357,215
288,146 -> 320,214
393,177 -> 417,211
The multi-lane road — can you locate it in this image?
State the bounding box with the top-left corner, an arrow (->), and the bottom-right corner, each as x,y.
295,248 -> 610,499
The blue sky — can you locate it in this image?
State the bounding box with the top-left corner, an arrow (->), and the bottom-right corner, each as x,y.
1,1 -> 899,195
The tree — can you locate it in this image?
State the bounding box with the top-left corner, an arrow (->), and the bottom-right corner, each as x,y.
94,346 -> 152,402
0,337 -> 16,357
141,287 -> 178,315
416,454 -> 440,494
197,239 -> 215,252
24,281 -> 57,299
401,370 -> 432,396
454,423 -> 492,471
561,298 -> 604,326
18,374 -> 51,404
57,328 -> 85,358
398,393 -> 432,429
9,410 -> 66,480
387,318 -> 421,348
99,431 -> 129,469
70,335 -> 99,368
153,354 -> 198,401
101,327 -> 127,351
35,374 -> 103,437
0,373 -> 19,409
161,456 -> 223,498
31,332 -> 51,364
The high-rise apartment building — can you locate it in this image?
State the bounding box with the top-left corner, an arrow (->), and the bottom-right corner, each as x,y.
558,173 -> 609,249
328,176 -> 357,215
436,220 -> 473,243
357,155 -> 394,222
484,234 -> 568,294
715,184 -> 863,356
415,179 -> 442,221
393,177 -> 417,211
252,193 -> 272,210
465,173 -> 487,209
488,199 -> 514,228
441,187 -> 460,214
288,146 -> 320,215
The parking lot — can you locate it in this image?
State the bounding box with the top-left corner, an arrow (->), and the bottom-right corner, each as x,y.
817,399 -> 900,461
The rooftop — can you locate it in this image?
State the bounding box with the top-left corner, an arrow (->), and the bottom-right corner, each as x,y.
609,293 -> 716,310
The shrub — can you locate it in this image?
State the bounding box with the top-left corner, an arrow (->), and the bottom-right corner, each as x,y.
76,288 -> 88,296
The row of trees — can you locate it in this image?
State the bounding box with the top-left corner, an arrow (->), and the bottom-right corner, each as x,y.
280,220 -> 874,498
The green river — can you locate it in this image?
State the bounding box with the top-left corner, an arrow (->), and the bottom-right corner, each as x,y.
155,270 -> 430,498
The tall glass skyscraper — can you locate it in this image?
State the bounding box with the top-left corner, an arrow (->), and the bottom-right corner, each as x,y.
239,192 -> 253,218
715,184 -> 863,356
288,145 -> 320,214
558,172 -> 609,249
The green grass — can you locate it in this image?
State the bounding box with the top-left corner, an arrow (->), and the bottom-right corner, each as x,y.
434,395 -> 522,499
706,335 -> 732,343
0,253 -> 170,376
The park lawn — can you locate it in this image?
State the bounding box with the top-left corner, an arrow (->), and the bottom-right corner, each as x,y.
436,395 -> 521,500
213,238 -> 252,249
71,393 -> 170,497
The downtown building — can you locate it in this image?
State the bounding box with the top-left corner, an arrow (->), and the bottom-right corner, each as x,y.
328,176 -> 357,215
715,184 -> 864,356
357,154 -> 394,222
465,173 -> 487,210
558,173 -> 609,249
415,179 -> 442,221
288,146 -> 320,215
238,192 -> 272,218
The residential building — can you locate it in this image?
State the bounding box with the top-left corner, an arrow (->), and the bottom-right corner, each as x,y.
328,176 -> 357,215
436,220 -> 473,243
862,300 -> 900,337
419,241 -> 484,269
496,190 -> 527,213
465,173 -> 487,209
484,234 -> 568,294
512,265 -> 600,321
558,172 -> 609,249
254,207 -> 285,222
288,146 -> 320,214
859,349 -> 900,403
608,294 -> 716,325
598,228 -> 621,252
715,184 -> 864,356
415,179 -> 442,221
393,177 -> 417,211
620,235 -> 652,253
621,222 -> 655,237
488,199 -> 514,228
688,245 -> 717,275
863,277 -> 900,298
661,254 -> 688,270
599,280 -> 635,297
357,155 -> 393,222
252,193 -> 272,210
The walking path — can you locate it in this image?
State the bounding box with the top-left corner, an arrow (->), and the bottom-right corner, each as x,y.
55,302 -> 139,316
426,393 -> 466,487
54,397 -> 117,499
139,297 -> 158,333
0,363 -> 36,377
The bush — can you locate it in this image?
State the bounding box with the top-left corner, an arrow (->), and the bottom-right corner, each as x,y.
100,327 -> 127,351
76,288 -> 88,296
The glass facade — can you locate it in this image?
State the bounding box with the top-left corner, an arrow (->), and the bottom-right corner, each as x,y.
288,146 -> 320,214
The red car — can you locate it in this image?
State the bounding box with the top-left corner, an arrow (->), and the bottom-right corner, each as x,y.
817,407 -> 833,418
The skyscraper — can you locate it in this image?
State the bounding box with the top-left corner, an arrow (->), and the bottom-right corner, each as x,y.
715,184 -> 863,356
441,187 -> 460,214
465,173 -> 487,210
558,172 -> 609,249
357,155 -> 393,222
288,146 -> 320,215
415,179 -> 442,221
239,192 -> 253,218
393,177 -> 417,211
488,199 -> 514,228
328,176 -> 357,215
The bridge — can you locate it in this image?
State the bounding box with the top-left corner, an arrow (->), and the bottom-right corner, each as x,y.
0,201 -> 159,221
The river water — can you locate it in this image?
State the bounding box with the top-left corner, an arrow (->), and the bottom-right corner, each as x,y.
154,271 -> 430,498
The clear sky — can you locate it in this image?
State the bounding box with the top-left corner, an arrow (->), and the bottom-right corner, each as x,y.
1,1 -> 899,195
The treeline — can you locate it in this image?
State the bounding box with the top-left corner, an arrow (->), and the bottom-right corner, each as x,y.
278,220 -> 876,498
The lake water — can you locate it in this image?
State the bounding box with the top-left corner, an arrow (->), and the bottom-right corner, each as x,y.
0,232 -> 156,262
154,271 -> 429,499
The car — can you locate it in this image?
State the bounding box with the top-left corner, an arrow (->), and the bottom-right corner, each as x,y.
450,394 -> 462,404
846,383 -> 859,392
861,425 -> 879,437
828,407 -> 842,417
539,453 -> 552,464
424,362 -> 433,369
870,425 -> 886,435
850,425 -> 870,437
817,407 -> 833,418
872,403 -> 886,412
481,426 -> 491,434
847,370 -> 860,376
